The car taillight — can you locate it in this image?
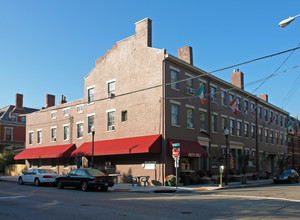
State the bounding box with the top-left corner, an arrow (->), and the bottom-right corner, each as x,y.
93,179 -> 101,182
43,175 -> 53,178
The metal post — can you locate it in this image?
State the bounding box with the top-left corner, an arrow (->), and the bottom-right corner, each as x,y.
225,134 -> 229,185
91,130 -> 95,169
292,136 -> 294,169
175,159 -> 178,190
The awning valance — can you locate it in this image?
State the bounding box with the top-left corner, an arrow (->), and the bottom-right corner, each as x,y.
71,134 -> 161,157
169,139 -> 208,158
14,144 -> 76,160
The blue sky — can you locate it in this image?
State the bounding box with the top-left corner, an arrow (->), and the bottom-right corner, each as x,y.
1,1 -> 300,116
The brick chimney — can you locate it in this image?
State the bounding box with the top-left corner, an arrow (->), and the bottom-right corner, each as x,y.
46,94 -> 55,108
231,69 -> 244,90
15,93 -> 23,109
178,46 -> 193,65
135,18 -> 152,47
259,93 -> 268,102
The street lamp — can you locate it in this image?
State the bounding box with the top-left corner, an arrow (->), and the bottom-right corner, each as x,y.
279,14 -> 300,28
91,126 -> 95,169
223,128 -> 229,186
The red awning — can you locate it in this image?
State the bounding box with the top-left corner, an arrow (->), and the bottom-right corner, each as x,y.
14,144 -> 76,160
169,139 -> 208,158
71,134 -> 161,157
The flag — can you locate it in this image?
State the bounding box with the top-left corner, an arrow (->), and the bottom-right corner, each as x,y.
267,115 -> 275,125
230,97 -> 238,115
287,121 -> 294,134
249,106 -> 257,117
196,84 -> 205,104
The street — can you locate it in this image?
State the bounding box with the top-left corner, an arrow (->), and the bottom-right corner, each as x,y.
0,181 -> 300,219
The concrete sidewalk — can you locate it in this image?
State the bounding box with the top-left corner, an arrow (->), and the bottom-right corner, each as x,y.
0,175 -> 273,193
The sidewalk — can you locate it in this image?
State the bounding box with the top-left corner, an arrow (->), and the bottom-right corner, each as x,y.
0,175 -> 273,193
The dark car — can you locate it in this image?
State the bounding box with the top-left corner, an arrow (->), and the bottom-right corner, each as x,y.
55,168 -> 114,191
273,169 -> 300,184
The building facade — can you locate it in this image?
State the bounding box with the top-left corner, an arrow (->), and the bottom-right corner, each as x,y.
15,18 -> 291,185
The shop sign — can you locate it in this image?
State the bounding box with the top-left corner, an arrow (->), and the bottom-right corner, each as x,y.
187,153 -> 201,157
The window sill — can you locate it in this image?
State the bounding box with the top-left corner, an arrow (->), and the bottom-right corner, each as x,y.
171,88 -> 180,91
171,124 -> 180,127
88,102 -> 95,105
187,127 -> 195,130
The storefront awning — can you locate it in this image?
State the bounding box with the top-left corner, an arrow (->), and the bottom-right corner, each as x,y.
71,134 -> 161,157
14,144 -> 76,160
169,139 -> 208,158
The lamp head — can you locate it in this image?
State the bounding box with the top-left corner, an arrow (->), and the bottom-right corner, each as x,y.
279,17 -> 295,28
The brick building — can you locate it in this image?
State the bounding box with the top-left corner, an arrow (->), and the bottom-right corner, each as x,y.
15,18 -> 290,185
0,94 -> 38,154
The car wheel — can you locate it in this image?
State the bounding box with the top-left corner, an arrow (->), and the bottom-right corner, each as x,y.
18,177 -> 24,185
81,181 -> 88,191
100,186 -> 108,192
57,180 -> 64,189
34,178 -> 40,187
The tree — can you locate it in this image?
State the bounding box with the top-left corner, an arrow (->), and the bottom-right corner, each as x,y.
0,151 -> 15,172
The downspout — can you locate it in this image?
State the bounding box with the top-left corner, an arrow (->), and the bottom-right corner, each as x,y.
255,99 -> 259,172
207,78 -> 212,171
162,59 -> 166,185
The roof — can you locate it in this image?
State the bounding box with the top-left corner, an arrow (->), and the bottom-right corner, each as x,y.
0,105 -> 38,122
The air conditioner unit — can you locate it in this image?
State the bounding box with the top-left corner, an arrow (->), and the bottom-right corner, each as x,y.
52,138 -> 56,141
186,87 -> 195,94
108,92 -> 115,99
187,122 -> 193,128
211,96 -> 216,102
108,125 -> 115,131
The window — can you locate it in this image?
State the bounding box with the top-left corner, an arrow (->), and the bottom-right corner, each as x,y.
280,115 -> 283,126
229,94 -> 234,103
270,111 -> 274,123
237,121 -> 242,137
171,70 -> 179,90
236,97 -> 241,111
4,127 -> 13,141
200,110 -> 206,131
108,81 -> 115,97
259,127 -> 263,142
11,114 -> 17,121
265,129 -> 269,143
264,109 -> 268,121
244,100 -> 248,114
64,125 -> 69,141
21,116 -> 26,123
63,108 -> 70,117
230,119 -> 235,135
210,86 -> 217,102
171,104 -> 179,126
77,123 -> 83,139
37,130 -> 42,144
244,123 -> 249,137
51,127 -> 57,141
107,111 -> 115,131
88,115 -> 95,134
251,125 -> 256,139
271,130 -> 274,144
187,108 -> 194,128
221,90 -> 226,106
186,76 -> 194,94
258,106 -> 262,120
77,105 -> 84,114
276,132 -> 279,144
221,117 -> 227,131
275,113 -> 278,125
51,111 -> 57,119
88,87 -> 95,104
121,110 -> 127,122
29,132 -> 33,145
211,114 -> 217,133
280,133 -> 284,145
199,81 -> 206,96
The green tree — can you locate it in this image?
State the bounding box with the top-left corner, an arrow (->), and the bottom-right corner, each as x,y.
0,151 -> 15,172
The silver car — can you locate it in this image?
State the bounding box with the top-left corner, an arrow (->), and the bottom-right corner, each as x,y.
18,169 -> 59,186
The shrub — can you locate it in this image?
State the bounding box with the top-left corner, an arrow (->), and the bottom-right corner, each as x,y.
0,151 -> 16,172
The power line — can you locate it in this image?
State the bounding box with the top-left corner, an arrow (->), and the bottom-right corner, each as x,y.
280,72 -> 300,108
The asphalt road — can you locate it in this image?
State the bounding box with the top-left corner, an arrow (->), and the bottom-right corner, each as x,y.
0,181 -> 300,219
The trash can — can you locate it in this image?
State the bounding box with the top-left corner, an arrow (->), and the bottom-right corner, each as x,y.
241,176 -> 247,184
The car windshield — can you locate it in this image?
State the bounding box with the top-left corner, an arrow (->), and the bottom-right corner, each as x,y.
86,169 -> 106,176
282,170 -> 291,175
38,169 -> 56,174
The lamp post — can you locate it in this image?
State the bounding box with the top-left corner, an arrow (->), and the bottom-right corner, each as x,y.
279,14 -> 300,28
91,126 -> 95,169
223,128 -> 229,186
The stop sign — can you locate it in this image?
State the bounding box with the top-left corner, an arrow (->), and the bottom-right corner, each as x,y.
172,148 -> 180,158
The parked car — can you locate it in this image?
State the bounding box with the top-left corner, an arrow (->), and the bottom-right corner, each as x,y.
54,168 -> 114,191
18,169 -> 59,186
273,169 -> 300,184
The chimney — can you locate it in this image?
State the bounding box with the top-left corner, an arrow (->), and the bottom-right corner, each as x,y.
46,94 -> 55,108
135,18 -> 152,47
178,46 -> 193,65
60,95 -> 67,104
259,93 -> 268,102
15,93 -> 23,109
231,69 -> 244,90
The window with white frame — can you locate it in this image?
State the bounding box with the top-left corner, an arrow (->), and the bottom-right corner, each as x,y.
210,86 -> 217,102
236,97 -> 241,111
88,114 -> 95,134
229,93 -> 234,103
237,121 -> 242,137
107,111 -> 115,131
51,111 -> 57,119
88,86 -> 95,104
4,127 -> 13,141
244,123 -> 249,137
221,90 -> 226,106
211,114 -> 217,133
171,104 -> 179,126
259,127 -> 263,142
265,129 -> 269,143
29,131 -> 33,145
258,106 -> 262,119
270,130 -> 274,144
221,116 -> 227,131
230,119 -> 235,135
37,130 -> 42,144
77,105 -> 84,114
77,122 -> 83,139
264,109 -> 268,121
186,76 -> 194,94
270,111 -> 274,123
251,125 -> 256,139
107,80 -> 115,97
63,125 -> 70,141
51,127 -> 57,142
187,108 -> 194,128
244,100 -> 248,114
63,108 -> 70,117
200,110 -> 206,131
171,70 -> 179,90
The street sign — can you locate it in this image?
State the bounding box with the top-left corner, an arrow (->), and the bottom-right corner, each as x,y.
174,157 -> 179,168
172,148 -> 180,158
172,143 -> 180,148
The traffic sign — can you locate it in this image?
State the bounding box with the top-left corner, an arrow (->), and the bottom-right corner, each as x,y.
172,148 -> 180,158
172,143 -> 180,148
